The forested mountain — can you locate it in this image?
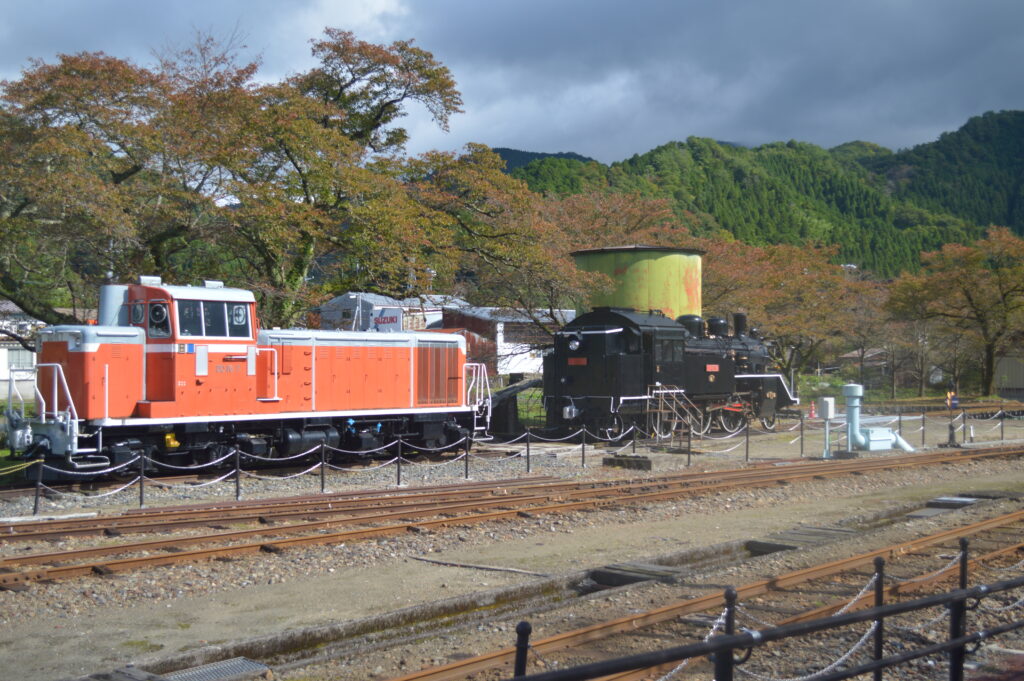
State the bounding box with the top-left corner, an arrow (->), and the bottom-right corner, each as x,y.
865,111 -> 1024,233
492,148 -> 596,171
508,111 -> 1024,276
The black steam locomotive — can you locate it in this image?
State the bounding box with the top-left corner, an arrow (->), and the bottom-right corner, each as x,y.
542,307 -> 796,435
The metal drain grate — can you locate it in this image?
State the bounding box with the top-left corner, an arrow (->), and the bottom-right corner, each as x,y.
163,657 -> 270,681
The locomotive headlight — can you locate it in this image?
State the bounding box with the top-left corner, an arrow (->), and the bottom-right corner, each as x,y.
567,338 -> 581,351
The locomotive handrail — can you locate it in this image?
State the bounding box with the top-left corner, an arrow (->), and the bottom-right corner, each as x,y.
255,347 -> 281,401
735,372 -> 800,405
6,366 -> 37,422
464,363 -> 492,429
35,363 -> 79,431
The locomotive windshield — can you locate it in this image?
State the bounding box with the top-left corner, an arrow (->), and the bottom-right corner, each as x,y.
177,300 -> 251,338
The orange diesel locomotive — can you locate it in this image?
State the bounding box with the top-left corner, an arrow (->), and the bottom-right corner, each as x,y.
6,278 -> 491,477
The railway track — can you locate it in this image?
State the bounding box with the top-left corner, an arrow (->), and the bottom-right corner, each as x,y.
1,445 -> 1022,590
377,506 -> 1024,681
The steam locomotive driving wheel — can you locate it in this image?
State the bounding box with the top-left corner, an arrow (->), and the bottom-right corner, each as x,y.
717,401 -> 747,434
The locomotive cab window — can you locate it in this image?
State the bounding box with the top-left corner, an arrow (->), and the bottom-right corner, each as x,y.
656,338 -> 685,362
176,300 -> 251,338
625,330 -> 640,354
228,303 -> 250,337
148,302 -> 170,338
203,302 -> 228,337
178,300 -> 203,336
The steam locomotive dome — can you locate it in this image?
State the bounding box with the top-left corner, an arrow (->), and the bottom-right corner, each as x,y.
570,245 -> 704,320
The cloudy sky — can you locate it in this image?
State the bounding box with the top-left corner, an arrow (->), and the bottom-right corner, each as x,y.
2,0 -> 1022,163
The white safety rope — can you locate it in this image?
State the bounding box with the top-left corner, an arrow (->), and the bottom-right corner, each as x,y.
241,462 -> 323,480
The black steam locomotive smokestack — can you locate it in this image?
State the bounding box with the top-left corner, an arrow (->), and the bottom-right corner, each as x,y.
733,313 -> 748,337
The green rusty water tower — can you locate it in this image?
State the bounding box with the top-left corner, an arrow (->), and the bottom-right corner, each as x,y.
571,245 -> 703,319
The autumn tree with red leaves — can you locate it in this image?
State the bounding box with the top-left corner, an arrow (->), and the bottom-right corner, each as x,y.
888,227 -> 1024,395
0,29 -> 464,326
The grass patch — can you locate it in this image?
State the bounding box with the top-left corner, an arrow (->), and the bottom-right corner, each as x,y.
120,640 -> 164,653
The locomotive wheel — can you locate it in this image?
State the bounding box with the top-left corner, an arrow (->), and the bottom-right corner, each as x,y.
690,410 -> 712,435
717,409 -> 746,434
598,414 -> 626,441
759,414 -> 777,431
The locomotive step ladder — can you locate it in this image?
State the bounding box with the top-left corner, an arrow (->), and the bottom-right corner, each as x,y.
647,386 -> 705,437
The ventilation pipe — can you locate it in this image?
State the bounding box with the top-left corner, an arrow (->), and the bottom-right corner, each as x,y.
843,384 -> 914,452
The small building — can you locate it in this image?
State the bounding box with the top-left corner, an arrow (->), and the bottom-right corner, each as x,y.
0,300 -> 43,337
0,300 -> 96,400
318,292 -> 469,332
836,347 -> 890,389
0,341 -> 37,401
443,307 -> 575,376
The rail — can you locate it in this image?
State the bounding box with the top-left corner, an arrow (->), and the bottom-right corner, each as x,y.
510,569 -> 1024,681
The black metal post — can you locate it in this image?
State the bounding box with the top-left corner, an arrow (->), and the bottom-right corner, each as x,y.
724,586 -> 736,635
320,443 -> 326,494
961,409 -> 967,445
138,457 -> 145,509
581,428 -> 586,468
525,429 -> 532,474
1001,404 -> 1005,441
396,439 -> 403,487
33,458 -> 43,516
713,587 -> 737,681
946,537 -> 970,681
686,424 -> 692,467
958,537 -> 969,589
234,448 -> 241,501
744,421 -> 750,462
921,411 -> 926,447
464,434 -> 470,480
897,407 -> 902,437
873,556 -> 885,681
948,594 -> 967,681
513,620 -> 532,677
631,424 -> 636,455
800,411 -> 805,457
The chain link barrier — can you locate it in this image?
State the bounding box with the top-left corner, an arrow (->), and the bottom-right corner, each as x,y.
39,456 -> 140,477
143,452 -> 235,470
736,621 -> 878,681
323,457 -> 399,473
241,462 -> 323,480
886,551 -> 964,586
146,469 -> 236,489
654,607 -> 729,680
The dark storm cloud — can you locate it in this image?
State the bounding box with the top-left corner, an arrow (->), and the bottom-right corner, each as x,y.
2,1 -> 1022,162
391,0 -> 1024,160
